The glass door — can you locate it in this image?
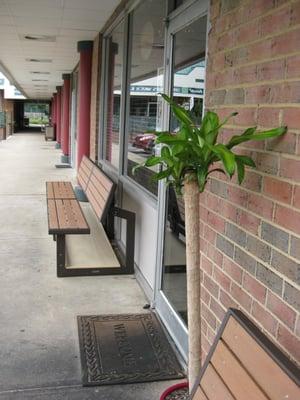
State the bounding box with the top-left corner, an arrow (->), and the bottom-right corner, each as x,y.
154,0 -> 208,362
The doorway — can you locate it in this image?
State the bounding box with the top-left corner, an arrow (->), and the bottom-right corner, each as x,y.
154,0 -> 208,362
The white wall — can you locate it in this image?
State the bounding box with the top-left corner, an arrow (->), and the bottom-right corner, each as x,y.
121,187 -> 158,293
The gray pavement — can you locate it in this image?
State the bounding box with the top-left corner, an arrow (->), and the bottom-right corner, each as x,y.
0,133 -> 174,399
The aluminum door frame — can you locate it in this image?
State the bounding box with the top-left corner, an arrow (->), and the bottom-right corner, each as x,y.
153,0 -> 209,363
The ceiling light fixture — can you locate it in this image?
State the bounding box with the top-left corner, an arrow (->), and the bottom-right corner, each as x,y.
22,34 -> 56,42
26,58 -> 52,63
30,71 -> 51,75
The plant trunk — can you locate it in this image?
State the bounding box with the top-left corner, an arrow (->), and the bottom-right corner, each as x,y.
183,176 -> 201,393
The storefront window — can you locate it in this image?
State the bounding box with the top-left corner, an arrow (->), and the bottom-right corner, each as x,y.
104,20 -> 125,169
125,0 -> 166,196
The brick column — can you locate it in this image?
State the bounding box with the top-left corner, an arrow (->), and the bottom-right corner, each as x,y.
55,86 -> 62,149
77,40 -> 93,168
61,74 -> 71,163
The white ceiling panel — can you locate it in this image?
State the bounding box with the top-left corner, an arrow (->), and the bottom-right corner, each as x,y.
14,17 -> 62,29
0,0 -> 120,98
63,7 -> 110,21
8,6 -> 63,18
65,0 -> 119,10
7,0 -> 64,8
62,19 -> 106,31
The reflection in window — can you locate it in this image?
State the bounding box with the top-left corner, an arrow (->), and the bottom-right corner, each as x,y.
104,21 -> 124,169
171,19 -> 207,133
126,0 -> 166,196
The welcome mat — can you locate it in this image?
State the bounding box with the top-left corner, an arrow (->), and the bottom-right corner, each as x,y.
77,313 -> 185,386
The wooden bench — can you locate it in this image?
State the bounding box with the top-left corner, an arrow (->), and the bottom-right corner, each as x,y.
46,156 -> 135,277
191,308 -> 299,400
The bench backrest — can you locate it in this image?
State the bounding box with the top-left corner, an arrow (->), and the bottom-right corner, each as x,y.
191,308 -> 299,400
78,156 -> 116,223
77,155 -> 94,191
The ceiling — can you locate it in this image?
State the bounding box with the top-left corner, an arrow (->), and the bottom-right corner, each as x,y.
0,0 -> 120,99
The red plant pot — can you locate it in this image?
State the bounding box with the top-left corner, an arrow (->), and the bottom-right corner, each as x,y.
160,381 -> 189,400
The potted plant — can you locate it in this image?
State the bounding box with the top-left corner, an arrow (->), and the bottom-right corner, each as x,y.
135,94 -> 286,396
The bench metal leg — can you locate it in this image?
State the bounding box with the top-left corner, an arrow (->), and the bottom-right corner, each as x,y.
56,234 -> 66,277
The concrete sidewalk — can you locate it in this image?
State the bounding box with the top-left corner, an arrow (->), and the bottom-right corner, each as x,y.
0,133 -> 173,399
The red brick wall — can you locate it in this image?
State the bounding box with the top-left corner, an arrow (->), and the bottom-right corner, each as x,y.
202,0 -> 300,365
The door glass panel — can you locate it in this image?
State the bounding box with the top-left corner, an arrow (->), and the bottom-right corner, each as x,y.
161,15 -> 207,327
126,0 -> 165,196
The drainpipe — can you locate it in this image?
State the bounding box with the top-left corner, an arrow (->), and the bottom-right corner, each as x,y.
76,40 -> 93,168
61,74 -> 71,163
55,86 -> 62,149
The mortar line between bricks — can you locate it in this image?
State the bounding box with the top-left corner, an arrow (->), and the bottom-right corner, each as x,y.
212,23 -> 300,55
209,51 -> 300,72
208,77 -> 300,91
212,1 -> 291,34
265,290 -> 299,335
209,176 -> 300,233
212,103 -> 300,109
201,257 -> 298,346
211,122 -> 300,134
200,123 -> 300,136
218,142 -> 300,160
201,210 -> 299,276
200,212 -> 299,289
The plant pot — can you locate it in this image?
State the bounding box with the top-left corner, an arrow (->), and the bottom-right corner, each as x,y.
159,382 -> 189,400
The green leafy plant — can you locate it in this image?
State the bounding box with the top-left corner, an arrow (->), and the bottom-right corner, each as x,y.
134,94 -> 287,192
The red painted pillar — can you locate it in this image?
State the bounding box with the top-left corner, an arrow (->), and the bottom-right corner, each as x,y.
61,74 -> 71,162
56,86 -> 62,148
52,93 -> 57,140
77,40 -> 93,168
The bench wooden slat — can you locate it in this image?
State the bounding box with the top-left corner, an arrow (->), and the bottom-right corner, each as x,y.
193,388 -> 208,400
47,199 -> 59,231
85,167 -> 114,221
86,178 -> 107,212
211,340 -> 268,400
47,181 -> 75,200
92,166 -> 114,192
200,364 -> 235,400
77,155 -> 94,191
56,199 -> 89,232
222,317 -> 299,400
48,199 -> 89,234
46,182 -> 55,199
